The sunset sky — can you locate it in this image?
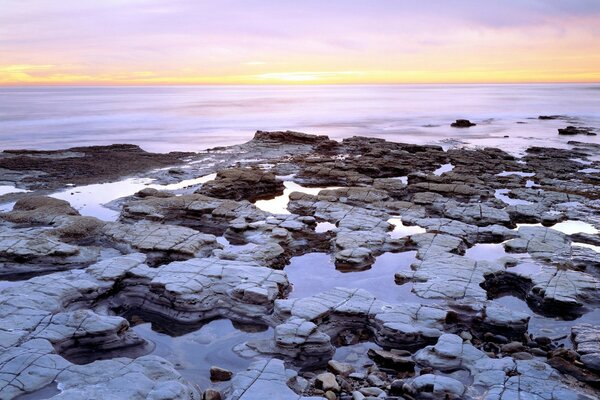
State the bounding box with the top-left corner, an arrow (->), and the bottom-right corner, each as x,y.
1,0 -> 599,85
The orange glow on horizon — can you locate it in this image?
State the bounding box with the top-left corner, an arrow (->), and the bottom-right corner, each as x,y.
1,2 -> 599,86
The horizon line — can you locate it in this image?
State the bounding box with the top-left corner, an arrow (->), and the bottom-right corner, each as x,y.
2,81 -> 600,87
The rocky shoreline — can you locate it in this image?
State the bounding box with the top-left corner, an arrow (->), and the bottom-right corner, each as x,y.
0,130 -> 599,399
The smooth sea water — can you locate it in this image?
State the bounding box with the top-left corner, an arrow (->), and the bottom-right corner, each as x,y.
1,84 -> 600,154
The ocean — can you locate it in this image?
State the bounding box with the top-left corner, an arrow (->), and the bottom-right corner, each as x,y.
1,84 -> 599,154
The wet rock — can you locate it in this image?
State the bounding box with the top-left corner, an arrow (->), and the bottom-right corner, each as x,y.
405,374 -> 465,399
572,324 -> 600,372
328,360 -> 355,377
451,119 -> 476,128
244,288 -> 448,368
198,167 -> 285,202
367,349 -> 415,372
538,115 -> 565,120
413,334 -> 594,399
501,342 -> 527,354
0,224 -> 100,279
226,359 -> 322,400
558,126 -> 596,136
102,220 -> 221,264
203,388 -> 222,400
253,130 -> 332,145
210,366 -> 233,381
3,195 -> 79,224
135,187 -> 173,198
0,144 -> 191,190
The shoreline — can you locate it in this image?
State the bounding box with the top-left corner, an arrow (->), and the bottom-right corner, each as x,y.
0,130 -> 599,399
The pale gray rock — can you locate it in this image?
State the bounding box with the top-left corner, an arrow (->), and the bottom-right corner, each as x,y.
572,324 -> 600,372
225,359 -> 322,400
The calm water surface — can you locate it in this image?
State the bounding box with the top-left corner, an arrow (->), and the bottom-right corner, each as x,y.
1,84 -> 599,154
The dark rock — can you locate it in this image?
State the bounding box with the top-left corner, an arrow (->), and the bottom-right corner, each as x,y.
451,119 -> 476,128
547,357 -> 600,386
253,130 -> 332,144
202,389 -> 221,400
367,349 -> 415,372
558,126 -> 596,136
501,342 -> 527,354
538,115 -> 565,120
198,167 -> 285,202
210,366 -> 233,381
135,187 -> 173,198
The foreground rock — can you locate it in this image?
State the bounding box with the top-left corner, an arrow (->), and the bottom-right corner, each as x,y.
1,130 -> 600,399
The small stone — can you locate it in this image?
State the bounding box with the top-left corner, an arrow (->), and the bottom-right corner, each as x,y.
352,391 -> 365,400
389,379 -> 405,395
210,366 -> 233,381
203,389 -> 221,400
459,331 -> 473,341
325,390 -> 337,400
530,348 -> 548,357
328,360 -> 355,377
501,342 -> 526,354
367,374 -> 385,387
512,351 -> 534,360
534,336 -> 552,346
359,387 -> 384,397
316,372 -> 340,392
348,372 -> 367,380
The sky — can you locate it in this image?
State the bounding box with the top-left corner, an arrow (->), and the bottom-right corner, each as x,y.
1,0 -> 599,85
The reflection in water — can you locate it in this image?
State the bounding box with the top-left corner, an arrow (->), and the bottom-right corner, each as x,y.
387,217 -> 426,239
494,295 -> 600,346
315,222 -> 337,233
494,189 -> 533,206
132,319 -> 272,390
433,163 -> 454,176
47,173 -> 217,221
3,85 -> 600,154
285,252 -> 426,304
254,181 -> 340,215
464,243 -> 508,261
496,171 -> 535,177
0,185 -> 29,196
573,242 -> 600,253
550,220 -> 599,235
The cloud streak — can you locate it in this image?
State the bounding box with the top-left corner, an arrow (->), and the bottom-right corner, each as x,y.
0,0 -> 599,84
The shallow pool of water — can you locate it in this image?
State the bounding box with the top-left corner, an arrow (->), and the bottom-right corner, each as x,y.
254,181 -> 341,215
496,171 -> 535,177
132,318 -> 272,390
387,217 -> 427,239
493,295 -> 600,345
551,220 -> 598,235
48,173 -> 217,221
0,185 -> 30,196
315,222 -> 337,233
494,189 -> 533,206
579,168 -> 600,174
464,243 -> 508,262
433,163 -> 454,176
285,251 -> 426,304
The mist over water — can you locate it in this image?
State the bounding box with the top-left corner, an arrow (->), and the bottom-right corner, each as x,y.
1,84 -> 599,153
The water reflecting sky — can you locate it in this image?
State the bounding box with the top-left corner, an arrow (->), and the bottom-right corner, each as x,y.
1,84 -> 599,153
